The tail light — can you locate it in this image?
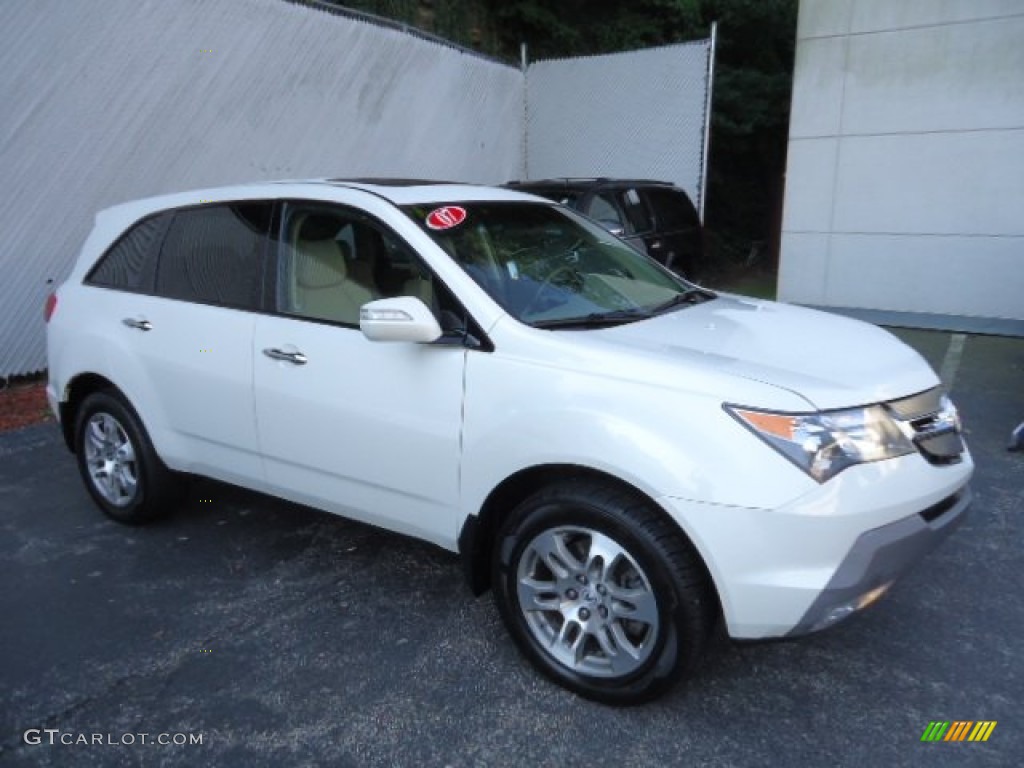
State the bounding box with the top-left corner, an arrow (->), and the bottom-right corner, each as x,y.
44,293 -> 58,322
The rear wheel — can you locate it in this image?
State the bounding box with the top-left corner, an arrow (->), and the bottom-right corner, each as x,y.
74,391 -> 178,524
493,479 -> 715,704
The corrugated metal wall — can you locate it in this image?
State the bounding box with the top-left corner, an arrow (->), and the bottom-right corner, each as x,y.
526,41 -> 712,206
0,0 -> 711,377
0,0 -> 524,377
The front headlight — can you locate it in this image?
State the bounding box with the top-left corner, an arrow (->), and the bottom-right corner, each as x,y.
725,404 -> 915,483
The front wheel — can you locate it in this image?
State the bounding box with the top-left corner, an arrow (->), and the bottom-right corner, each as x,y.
74,390 -> 179,524
493,479 -> 715,704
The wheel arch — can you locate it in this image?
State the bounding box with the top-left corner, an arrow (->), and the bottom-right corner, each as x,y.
59,373 -> 123,452
458,463 -> 721,616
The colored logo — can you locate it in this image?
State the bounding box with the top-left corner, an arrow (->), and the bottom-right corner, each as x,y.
425,206 -> 467,231
921,721 -> 997,742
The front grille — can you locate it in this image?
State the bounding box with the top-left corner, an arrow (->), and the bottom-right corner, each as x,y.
888,388 -> 944,420
885,387 -> 964,466
916,431 -> 964,464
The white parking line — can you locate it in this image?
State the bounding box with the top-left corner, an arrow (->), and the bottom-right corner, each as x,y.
939,333 -> 967,392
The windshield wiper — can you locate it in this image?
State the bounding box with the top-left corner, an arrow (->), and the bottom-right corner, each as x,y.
532,289 -> 715,329
532,307 -> 654,329
649,288 -> 716,315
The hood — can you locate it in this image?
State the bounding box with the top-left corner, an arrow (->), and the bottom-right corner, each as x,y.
593,295 -> 939,410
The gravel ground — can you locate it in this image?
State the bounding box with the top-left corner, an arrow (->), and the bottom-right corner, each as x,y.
0,378 -> 51,433
0,330 -> 1021,767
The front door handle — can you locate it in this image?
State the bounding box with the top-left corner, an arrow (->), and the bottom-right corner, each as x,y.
122,317 -> 153,331
263,347 -> 308,365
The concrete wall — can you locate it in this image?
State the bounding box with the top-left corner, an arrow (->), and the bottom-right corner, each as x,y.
779,0 -> 1024,329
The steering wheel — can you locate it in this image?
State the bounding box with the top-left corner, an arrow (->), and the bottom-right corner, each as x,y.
521,263 -> 584,316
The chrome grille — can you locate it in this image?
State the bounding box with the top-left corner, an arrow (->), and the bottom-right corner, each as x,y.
886,387 -> 964,465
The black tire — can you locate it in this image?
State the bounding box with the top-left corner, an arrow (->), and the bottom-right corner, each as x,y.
74,390 -> 179,524
493,478 -> 715,705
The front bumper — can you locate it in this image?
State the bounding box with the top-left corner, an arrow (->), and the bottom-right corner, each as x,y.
659,451 -> 973,639
786,486 -> 969,635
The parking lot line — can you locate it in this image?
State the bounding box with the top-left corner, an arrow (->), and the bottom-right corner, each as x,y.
939,333 -> 967,392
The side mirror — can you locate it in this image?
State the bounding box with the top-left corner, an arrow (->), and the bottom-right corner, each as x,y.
359,297 -> 443,343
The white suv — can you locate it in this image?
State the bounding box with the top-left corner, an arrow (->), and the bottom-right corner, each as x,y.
46,180 -> 972,703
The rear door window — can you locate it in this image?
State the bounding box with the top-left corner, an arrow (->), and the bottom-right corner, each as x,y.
86,213 -> 172,292
155,203 -> 272,310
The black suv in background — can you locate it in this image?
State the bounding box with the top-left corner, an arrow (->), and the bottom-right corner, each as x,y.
507,178 -> 704,279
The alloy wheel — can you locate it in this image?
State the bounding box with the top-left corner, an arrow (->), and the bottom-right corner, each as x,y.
515,525 -> 659,678
83,411 -> 138,507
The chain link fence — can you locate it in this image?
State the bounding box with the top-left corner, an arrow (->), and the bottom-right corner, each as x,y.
526,40 -> 712,210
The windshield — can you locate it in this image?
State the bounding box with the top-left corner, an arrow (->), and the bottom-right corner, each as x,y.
403,202 -> 711,328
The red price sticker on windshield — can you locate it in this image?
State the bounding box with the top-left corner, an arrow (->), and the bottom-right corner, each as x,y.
425,206 -> 467,231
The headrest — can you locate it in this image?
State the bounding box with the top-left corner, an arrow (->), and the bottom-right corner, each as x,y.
295,240 -> 350,289
298,214 -> 342,242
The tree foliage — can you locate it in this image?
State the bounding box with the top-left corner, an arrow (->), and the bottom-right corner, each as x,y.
489,0 -> 704,58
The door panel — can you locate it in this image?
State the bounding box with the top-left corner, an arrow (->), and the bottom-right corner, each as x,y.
77,287 -> 262,484
253,315 -> 465,548
130,298 -> 262,483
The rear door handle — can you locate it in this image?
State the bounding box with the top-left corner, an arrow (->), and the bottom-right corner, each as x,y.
263,347 -> 308,365
122,317 -> 153,331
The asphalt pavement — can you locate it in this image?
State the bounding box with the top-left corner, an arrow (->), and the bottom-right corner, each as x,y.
1,329 -> 1021,767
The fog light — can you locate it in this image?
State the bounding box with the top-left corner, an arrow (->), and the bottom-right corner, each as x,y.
855,582 -> 892,611
810,582 -> 895,632
812,603 -> 857,632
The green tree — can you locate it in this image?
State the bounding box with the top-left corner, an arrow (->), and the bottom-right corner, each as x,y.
700,0 -> 796,275
490,0 -> 702,58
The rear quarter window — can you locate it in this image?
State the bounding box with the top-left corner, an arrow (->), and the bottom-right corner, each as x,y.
86,213 -> 172,292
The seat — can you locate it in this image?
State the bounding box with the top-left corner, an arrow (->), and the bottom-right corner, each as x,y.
403,266 -> 435,308
366,228 -> 434,308
293,215 -> 373,324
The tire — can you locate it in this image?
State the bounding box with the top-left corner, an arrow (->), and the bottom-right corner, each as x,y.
74,390 -> 179,524
493,478 -> 715,705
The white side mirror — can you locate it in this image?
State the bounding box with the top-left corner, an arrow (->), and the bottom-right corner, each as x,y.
359,297 -> 443,343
